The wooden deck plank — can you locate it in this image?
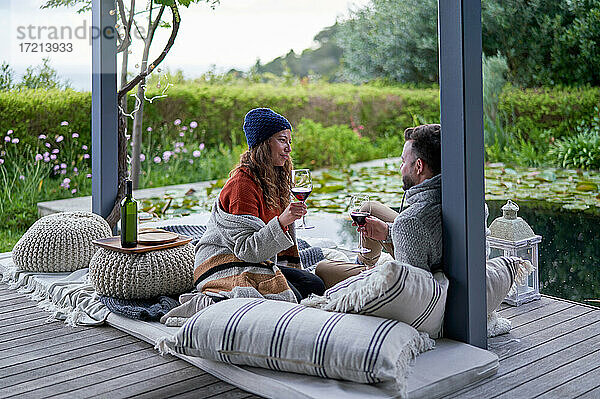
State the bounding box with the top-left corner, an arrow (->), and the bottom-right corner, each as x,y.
1,299 -> 38,313
0,305 -> 43,322
1,335 -> 140,382
488,310 -> 600,360
0,319 -> 69,343
0,293 -> 32,303
21,351 -> 182,399
496,296 -> 554,319
51,363 -> 196,399
509,304 -> 592,336
88,366 -> 218,399
0,322 -> 94,352
532,366 -> 600,398
0,328 -> 134,366
0,326 -> 121,361
0,310 -> 48,327
496,348 -> 600,398
0,313 -> 51,334
112,372 -> 224,399
0,342 -> 154,397
450,312 -> 600,398
503,300 -> 573,328
576,385 -> 600,399
451,332 -> 600,399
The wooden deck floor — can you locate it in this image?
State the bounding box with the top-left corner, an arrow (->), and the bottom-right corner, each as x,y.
2,282 -> 600,399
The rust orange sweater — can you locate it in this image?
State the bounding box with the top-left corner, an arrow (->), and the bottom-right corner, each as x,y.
218,167 -> 299,266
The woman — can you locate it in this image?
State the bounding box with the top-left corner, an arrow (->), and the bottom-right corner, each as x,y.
194,108 -> 325,303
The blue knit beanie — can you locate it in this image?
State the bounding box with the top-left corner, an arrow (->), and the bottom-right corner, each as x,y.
243,108 -> 292,148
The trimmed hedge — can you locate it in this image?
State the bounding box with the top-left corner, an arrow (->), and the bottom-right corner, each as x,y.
498,86 -> 600,143
0,84 -> 441,150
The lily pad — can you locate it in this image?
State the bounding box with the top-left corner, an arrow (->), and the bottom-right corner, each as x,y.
575,182 -> 598,192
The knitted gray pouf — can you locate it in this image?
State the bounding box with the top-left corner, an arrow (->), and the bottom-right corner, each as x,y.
12,211 -> 112,272
88,243 -> 195,299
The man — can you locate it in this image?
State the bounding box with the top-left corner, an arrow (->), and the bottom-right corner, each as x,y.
315,124 -> 442,288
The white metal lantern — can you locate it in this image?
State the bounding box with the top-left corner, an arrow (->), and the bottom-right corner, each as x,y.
487,200 -> 542,306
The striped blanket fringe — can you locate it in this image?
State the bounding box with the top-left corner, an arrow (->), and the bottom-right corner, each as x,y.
0,261 -> 109,327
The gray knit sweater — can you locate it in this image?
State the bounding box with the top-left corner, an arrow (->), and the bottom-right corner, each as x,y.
389,174 -> 442,272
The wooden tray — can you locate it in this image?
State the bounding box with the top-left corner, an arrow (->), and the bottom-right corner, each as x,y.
93,234 -> 193,254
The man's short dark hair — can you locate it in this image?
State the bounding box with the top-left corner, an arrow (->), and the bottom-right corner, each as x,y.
404,124 -> 441,176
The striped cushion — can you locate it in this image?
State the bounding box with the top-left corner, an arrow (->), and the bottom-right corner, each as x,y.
157,298 -> 434,395
301,261 -> 449,339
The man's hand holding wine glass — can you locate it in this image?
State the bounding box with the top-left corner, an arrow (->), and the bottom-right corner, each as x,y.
356,216 -> 389,241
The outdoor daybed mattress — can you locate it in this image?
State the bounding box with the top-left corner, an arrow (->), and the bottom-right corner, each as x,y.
0,252 -> 498,399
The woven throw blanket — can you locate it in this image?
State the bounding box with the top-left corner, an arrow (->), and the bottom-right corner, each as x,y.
98,295 -> 180,321
160,225 -> 324,267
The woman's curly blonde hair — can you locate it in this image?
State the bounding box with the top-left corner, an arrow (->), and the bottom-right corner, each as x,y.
231,137 -> 292,211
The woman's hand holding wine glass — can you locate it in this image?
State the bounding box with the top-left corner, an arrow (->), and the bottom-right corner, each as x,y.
291,169 -> 314,229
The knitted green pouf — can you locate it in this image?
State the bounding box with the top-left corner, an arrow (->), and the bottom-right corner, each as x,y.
12,211 -> 112,272
88,243 -> 195,299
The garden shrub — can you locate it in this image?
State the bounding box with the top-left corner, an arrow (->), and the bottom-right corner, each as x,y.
291,119 -> 379,169
498,86 -> 600,145
549,108 -> 600,170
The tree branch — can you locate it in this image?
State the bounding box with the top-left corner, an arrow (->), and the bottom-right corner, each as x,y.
116,0 -> 135,53
118,3 -> 179,100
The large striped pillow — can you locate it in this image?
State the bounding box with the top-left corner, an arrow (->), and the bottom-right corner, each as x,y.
156,298 -> 434,395
301,261 -> 449,339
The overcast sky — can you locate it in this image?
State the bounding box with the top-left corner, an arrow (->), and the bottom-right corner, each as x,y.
0,0 -> 370,90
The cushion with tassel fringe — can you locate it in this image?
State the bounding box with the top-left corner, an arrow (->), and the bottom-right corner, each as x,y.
156,297 -> 434,396
486,256 -> 535,337
301,261 -> 449,339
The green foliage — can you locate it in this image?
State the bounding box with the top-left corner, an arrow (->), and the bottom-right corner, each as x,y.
291,119 -> 378,169
335,0 -> 438,84
498,85 -> 600,144
255,23 -> 344,82
20,58 -> 70,90
0,62 -> 15,91
550,109 -> 600,170
482,0 -> 600,87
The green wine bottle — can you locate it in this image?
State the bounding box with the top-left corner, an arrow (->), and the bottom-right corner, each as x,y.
120,179 -> 138,248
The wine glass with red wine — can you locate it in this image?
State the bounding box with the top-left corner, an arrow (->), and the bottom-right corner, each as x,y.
349,194 -> 371,253
291,169 -> 314,229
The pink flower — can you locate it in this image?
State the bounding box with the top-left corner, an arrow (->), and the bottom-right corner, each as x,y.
50,154 -> 57,160
162,151 -> 172,162
19,175 -> 24,180
181,126 -> 188,131
175,142 -> 184,148
190,121 -> 198,129
0,159 -> 4,165
358,125 -> 364,130
45,143 -> 51,148
52,149 -> 59,154
56,135 -> 64,143
60,177 -> 70,188
139,154 -> 145,162
189,159 -> 194,164
60,170 -> 66,175
53,165 -> 60,171
153,156 -> 161,163
11,138 -> 19,144
73,167 -> 78,174
7,130 -> 13,135
43,157 -> 50,163
193,150 -> 201,158
38,134 -> 47,139
83,154 -> 90,159
86,173 -> 92,178
147,127 -> 153,132
174,148 -> 181,153
71,188 -> 77,194
35,154 -> 43,161
43,152 -> 49,157
72,133 -> 79,138
199,143 -> 205,151
174,119 -> 181,126
61,121 -> 69,126
60,163 -> 67,169
179,132 -> 185,137
82,145 -> 88,150
4,136 -> 9,142
182,148 -> 188,153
